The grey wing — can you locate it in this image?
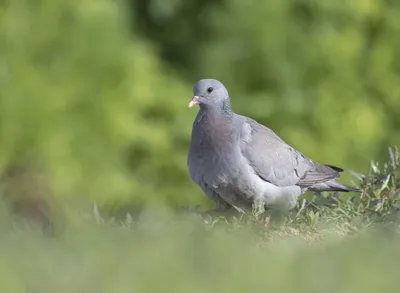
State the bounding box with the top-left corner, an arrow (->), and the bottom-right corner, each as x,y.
239,118 -> 340,188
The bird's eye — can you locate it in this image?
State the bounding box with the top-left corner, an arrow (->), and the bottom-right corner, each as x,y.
207,87 -> 214,94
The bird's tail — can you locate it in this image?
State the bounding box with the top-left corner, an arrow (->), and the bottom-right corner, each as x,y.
309,180 -> 361,193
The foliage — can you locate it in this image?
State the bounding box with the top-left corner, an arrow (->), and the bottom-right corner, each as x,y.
0,0 -> 400,210
0,0 -> 191,207
131,0 -> 400,203
0,190 -> 398,293
270,146 -> 400,229
1,1 -> 400,291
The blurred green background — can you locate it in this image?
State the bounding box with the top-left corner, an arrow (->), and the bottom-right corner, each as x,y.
1,0 -> 399,212
1,2 -> 400,292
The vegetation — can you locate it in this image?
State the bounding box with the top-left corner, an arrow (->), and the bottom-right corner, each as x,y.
1,0 -> 400,210
1,0 -> 400,291
0,147 -> 397,292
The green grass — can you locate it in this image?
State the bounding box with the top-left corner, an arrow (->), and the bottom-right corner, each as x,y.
0,205 -> 399,293
0,146 -> 398,293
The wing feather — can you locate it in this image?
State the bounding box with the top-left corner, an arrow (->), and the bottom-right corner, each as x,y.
239,118 -> 340,188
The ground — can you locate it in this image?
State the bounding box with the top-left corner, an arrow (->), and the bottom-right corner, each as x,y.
0,147 -> 398,293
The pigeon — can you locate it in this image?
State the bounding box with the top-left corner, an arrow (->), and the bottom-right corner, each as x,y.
187,79 -> 359,212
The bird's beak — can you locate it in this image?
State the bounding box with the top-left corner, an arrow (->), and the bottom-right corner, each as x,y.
188,96 -> 200,108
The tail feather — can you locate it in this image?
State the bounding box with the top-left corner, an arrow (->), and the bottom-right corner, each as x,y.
308,179 -> 361,193
324,164 -> 344,173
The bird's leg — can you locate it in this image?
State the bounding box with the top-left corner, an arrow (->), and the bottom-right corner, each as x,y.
254,200 -> 287,228
252,199 -> 266,221
264,216 -> 270,228
254,200 -> 266,212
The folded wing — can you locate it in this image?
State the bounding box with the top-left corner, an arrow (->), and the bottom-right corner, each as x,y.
239,118 -> 341,188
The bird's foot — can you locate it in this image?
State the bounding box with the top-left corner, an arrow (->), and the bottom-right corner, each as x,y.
263,216 -> 270,228
252,200 -> 267,221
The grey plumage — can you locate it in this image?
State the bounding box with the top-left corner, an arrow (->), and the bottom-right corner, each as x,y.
187,79 -> 359,212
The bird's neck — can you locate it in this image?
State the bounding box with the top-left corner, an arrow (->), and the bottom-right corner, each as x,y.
221,99 -> 233,117
200,99 -> 233,119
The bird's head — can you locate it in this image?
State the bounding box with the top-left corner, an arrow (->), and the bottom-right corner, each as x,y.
189,79 -> 230,110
